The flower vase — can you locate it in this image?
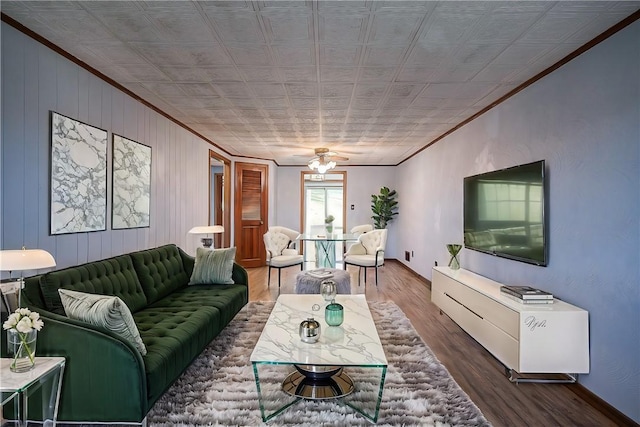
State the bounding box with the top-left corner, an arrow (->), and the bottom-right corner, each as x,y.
7,329 -> 37,372
449,254 -> 460,270
325,223 -> 333,234
446,244 -> 462,271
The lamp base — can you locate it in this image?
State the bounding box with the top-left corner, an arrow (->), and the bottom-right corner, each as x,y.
201,238 -> 213,248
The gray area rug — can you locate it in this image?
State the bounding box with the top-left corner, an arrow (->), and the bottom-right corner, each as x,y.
148,301 -> 491,426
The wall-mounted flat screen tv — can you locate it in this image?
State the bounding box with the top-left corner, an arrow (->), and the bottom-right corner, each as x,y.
463,160 -> 547,266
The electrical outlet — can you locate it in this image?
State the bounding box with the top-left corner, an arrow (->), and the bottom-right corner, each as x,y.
411,251 -> 414,257
405,251 -> 410,262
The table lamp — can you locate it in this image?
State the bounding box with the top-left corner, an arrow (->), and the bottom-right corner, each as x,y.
188,226 -> 224,249
0,247 -> 56,309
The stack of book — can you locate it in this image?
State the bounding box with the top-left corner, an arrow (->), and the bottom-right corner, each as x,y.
500,285 -> 554,304
307,269 -> 334,279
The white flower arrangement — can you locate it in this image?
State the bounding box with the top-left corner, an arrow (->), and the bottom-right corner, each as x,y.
3,308 -> 44,370
3,307 -> 44,333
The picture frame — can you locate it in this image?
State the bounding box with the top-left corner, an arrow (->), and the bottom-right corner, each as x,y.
112,134 -> 152,229
50,111 -> 108,235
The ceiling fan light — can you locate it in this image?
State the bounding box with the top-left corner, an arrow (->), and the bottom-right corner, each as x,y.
308,148 -> 340,173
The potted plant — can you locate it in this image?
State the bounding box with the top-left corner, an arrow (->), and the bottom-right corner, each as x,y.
371,186 -> 398,229
324,215 -> 335,233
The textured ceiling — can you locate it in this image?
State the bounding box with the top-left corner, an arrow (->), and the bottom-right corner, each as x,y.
2,1 -> 638,166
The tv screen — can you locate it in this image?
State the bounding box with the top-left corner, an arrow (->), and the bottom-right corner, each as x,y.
463,160 -> 547,266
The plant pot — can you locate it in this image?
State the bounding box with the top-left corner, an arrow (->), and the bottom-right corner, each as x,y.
7,329 -> 37,372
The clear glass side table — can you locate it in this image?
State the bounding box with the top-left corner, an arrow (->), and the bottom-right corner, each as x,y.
1,357 -> 66,427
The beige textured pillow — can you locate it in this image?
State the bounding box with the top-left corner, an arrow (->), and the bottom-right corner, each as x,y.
190,247 -> 236,285
58,289 -> 147,355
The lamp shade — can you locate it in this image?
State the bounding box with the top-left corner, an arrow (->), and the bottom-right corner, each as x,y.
0,248 -> 56,272
188,226 -> 224,235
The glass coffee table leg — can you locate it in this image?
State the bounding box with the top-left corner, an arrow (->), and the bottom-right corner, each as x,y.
252,362 -> 299,422
342,366 -> 387,423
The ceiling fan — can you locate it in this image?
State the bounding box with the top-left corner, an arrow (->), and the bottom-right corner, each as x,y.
307,148 -> 348,173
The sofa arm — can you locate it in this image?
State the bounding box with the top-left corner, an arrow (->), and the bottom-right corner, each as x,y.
34,310 -> 148,423
232,263 -> 249,286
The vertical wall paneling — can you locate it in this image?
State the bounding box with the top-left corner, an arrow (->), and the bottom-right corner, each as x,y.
99,83 -> 113,260
23,36 -> 39,251
110,91 -> 124,258
36,43 -> 56,257
1,23 -> 216,271
121,96 -> 137,255
86,77 -> 104,262
76,68 -> 90,264
151,113 -> 162,248
54,49 -> 80,268
177,130 -> 184,244
2,31 -> 25,252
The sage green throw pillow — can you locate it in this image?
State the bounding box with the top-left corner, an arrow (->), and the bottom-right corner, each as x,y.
189,247 -> 236,285
58,289 -> 147,356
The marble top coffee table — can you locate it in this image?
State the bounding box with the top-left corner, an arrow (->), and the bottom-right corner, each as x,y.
250,294 -> 387,423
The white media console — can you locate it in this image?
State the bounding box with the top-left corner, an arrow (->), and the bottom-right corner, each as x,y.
431,267 -> 589,382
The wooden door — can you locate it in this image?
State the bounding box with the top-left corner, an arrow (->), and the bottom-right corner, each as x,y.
214,173 -> 223,248
234,162 -> 268,267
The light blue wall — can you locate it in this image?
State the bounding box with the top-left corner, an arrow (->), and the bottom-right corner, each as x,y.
396,21 -> 639,422
1,23 -> 218,265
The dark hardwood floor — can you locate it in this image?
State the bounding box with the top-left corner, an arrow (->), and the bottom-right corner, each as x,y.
247,260 -> 627,427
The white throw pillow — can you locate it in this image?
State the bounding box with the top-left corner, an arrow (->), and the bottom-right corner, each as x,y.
58,289 -> 147,355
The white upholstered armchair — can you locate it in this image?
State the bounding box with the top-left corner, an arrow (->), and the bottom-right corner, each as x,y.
343,228 -> 387,286
264,230 -> 303,288
350,224 -> 374,235
345,223 -> 374,253
268,226 -> 301,250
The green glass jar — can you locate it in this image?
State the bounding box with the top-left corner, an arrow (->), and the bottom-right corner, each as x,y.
325,301 -> 344,327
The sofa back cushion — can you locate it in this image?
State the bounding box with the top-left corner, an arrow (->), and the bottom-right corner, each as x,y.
40,255 -> 147,316
130,244 -> 189,304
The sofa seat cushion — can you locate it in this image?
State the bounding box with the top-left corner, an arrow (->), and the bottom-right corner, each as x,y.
130,244 -> 190,305
41,255 -> 147,315
146,284 -> 248,333
134,284 -> 248,404
135,305 -> 221,404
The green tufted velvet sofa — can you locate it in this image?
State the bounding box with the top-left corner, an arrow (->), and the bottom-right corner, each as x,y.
20,243 -> 248,425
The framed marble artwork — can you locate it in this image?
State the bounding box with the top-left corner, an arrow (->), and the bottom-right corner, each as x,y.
112,135 -> 151,229
50,111 -> 108,235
